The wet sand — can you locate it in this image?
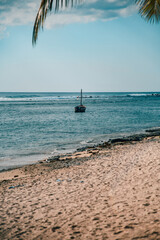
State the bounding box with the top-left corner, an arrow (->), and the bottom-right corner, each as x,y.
0,136 -> 160,239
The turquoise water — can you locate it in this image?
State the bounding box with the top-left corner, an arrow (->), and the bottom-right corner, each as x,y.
0,92 -> 160,170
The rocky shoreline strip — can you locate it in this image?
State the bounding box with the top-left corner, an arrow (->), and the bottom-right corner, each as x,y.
45,127 -> 160,163
0,127 -> 160,174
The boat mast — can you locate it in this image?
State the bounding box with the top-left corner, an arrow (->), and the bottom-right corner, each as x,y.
80,89 -> 82,105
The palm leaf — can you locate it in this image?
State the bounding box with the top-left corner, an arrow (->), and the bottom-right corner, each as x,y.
32,0 -> 77,45
136,0 -> 160,23
33,0 -> 160,45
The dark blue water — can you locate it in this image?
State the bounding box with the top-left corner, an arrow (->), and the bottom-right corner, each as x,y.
0,92 -> 160,170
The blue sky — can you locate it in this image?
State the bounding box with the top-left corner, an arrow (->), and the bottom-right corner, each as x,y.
0,0 -> 160,92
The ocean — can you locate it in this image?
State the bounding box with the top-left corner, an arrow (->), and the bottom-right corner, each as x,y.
0,92 -> 160,170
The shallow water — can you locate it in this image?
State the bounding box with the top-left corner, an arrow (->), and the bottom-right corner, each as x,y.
0,92 -> 160,170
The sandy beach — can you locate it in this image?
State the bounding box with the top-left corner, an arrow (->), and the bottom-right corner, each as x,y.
0,135 -> 160,240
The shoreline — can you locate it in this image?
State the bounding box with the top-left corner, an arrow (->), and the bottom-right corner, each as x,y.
0,130 -> 160,239
1,127 -> 160,174
0,131 -> 160,239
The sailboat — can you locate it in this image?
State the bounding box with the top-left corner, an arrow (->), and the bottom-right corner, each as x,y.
75,89 -> 86,112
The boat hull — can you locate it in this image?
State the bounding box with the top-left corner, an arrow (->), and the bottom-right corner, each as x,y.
75,105 -> 86,112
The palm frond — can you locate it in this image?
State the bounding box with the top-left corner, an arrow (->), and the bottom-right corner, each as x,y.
33,0 -> 160,45
33,0 -> 53,45
136,0 -> 160,23
32,0 -> 78,45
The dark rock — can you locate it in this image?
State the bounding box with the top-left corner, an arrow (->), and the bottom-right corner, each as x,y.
52,226 -> 61,232
65,157 -> 72,160
73,231 -> 81,234
143,203 -> 150,206
76,147 -> 86,152
114,231 -> 123,235
146,128 -> 160,133
71,225 -> 77,229
93,217 -> 99,221
109,134 -> 148,144
99,142 -> 111,148
48,156 -> 60,162
125,225 -> 134,229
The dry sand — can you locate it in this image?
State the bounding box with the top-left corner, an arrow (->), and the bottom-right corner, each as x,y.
0,136 -> 160,240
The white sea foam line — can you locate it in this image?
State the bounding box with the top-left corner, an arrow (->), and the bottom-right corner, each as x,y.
0,96 -> 78,101
128,94 -> 150,96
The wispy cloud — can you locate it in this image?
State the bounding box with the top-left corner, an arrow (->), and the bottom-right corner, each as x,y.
45,1 -> 136,28
0,0 -> 137,37
0,0 -> 39,26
